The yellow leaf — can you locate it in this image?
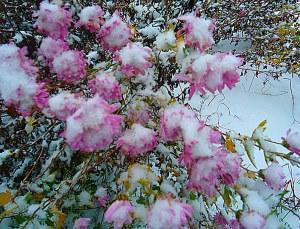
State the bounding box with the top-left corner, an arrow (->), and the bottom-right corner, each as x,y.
32,193 -> 44,201
271,58 -> 281,65
0,191 -> 11,206
56,211 -> 66,229
244,171 -> 257,179
167,23 -> 174,30
138,178 -> 150,186
225,136 -> 236,153
258,120 -> 267,128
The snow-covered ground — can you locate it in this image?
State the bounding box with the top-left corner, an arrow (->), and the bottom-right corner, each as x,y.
190,72 -> 300,141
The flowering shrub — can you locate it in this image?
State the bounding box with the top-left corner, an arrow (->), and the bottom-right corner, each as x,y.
0,1 -> 299,229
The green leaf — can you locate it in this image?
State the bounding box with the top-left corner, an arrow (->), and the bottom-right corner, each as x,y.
189,192 -> 197,201
224,188 -> 231,207
14,215 -> 28,225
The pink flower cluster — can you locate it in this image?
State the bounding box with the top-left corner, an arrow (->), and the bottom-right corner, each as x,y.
47,92 -> 85,121
188,149 -> 241,197
176,53 -> 243,98
147,198 -> 192,229
178,14 -> 215,52
160,104 -> 241,196
263,163 -> 286,191
88,73 -> 122,102
65,95 -> 123,152
38,37 -> 69,66
117,123 -> 157,157
73,218 -> 91,229
77,6 -> 104,32
52,50 -> 87,83
104,200 -> 133,229
284,129 -> 300,155
97,11 -> 131,51
33,1 -> 72,40
0,44 -> 48,116
115,42 -> 152,77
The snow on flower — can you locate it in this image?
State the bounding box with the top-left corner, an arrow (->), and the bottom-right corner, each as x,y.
154,30 -> 176,50
147,198 -> 192,229
88,72 -> 122,102
284,129 -> 300,155
33,1 -> 72,40
188,150 -> 240,197
47,91 -> 85,121
38,37 -> 69,66
65,95 -> 123,152
73,217 -> 91,229
52,50 -> 87,83
214,213 -> 240,229
77,5 -> 104,32
117,123 -> 157,156
127,100 -> 151,125
239,211 -> 266,229
97,11 -> 131,51
175,53 -> 243,98
0,44 -> 48,116
187,154 -> 220,197
115,42 -> 152,77
160,104 -> 197,142
178,14 -> 215,52
263,163 -> 286,191
160,104 -> 223,163
104,200 -> 133,229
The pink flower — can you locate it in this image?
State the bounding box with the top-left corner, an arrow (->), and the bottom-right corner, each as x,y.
114,42 -> 152,77
97,11 -> 131,51
88,73 -> 122,102
160,104 -> 224,166
175,53 -> 243,98
96,195 -> 109,207
220,151 -> 241,185
187,155 -> 220,197
178,14 -> 215,52
188,150 -> 240,197
214,213 -> 240,229
47,92 -> 85,121
65,95 -> 123,152
0,44 -> 46,116
73,218 -> 91,229
284,129 -> 300,155
52,50 -> 87,83
117,123 -> 157,156
239,211 -> 266,229
147,198 -> 192,229
33,1 -> 72,40
33,82 -> 49,109
104,200 -> 133,229
38,37 -> 69,66
77,6 -> 104,32
263,163 -> 286,191
160,104 -> 196,142
127,100 -> 151,125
